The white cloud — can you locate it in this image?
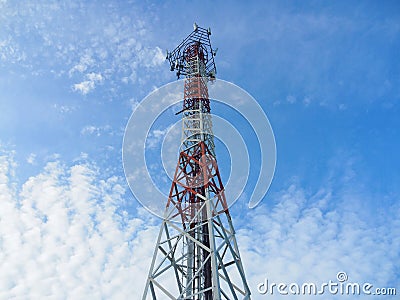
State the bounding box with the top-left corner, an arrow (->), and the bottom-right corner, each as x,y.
73,72 -> 103,95
0,150 -> 158,298
303,96 -> 311,106
128,97 -> 140,111
80,125 -> 112,137
26,153 -> 36,164
73,80 -> 95,95
236,184 -> 400,299
146,125 -> 174,149
68,54 -> 95,76
286,95 -> 297,104
147,46 -> 165,68
86,72 -> 103,82
53,103 -> 77,114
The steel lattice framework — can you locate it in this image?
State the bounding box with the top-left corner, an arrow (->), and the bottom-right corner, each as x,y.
142,24 -> 251,300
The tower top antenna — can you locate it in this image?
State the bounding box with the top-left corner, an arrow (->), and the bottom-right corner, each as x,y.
165,24 -> 217,80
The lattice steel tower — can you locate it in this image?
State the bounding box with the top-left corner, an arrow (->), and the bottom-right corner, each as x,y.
142,24 -> 251,300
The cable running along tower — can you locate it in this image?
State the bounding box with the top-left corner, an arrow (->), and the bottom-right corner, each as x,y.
143,24 -> 251,300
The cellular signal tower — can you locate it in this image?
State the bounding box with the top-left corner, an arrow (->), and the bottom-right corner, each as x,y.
142,24 -> 251,300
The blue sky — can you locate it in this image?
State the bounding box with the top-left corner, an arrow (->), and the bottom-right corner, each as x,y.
0,1 -> 399,298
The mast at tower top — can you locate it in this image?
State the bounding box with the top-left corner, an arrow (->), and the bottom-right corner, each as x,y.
166,23 -> 217,80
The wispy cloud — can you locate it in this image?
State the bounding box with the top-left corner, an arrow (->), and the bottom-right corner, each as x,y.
146,125 -> 174,149
26,153 -> 36,165
1,1 -> 168,96
68,54 -> 95,76
73,72 -> 104,95
80,124 -> 112,137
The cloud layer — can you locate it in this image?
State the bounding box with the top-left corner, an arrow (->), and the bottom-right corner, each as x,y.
237,185 -> 399,299
1,149 -> 398,299
0,150 -> 157,298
